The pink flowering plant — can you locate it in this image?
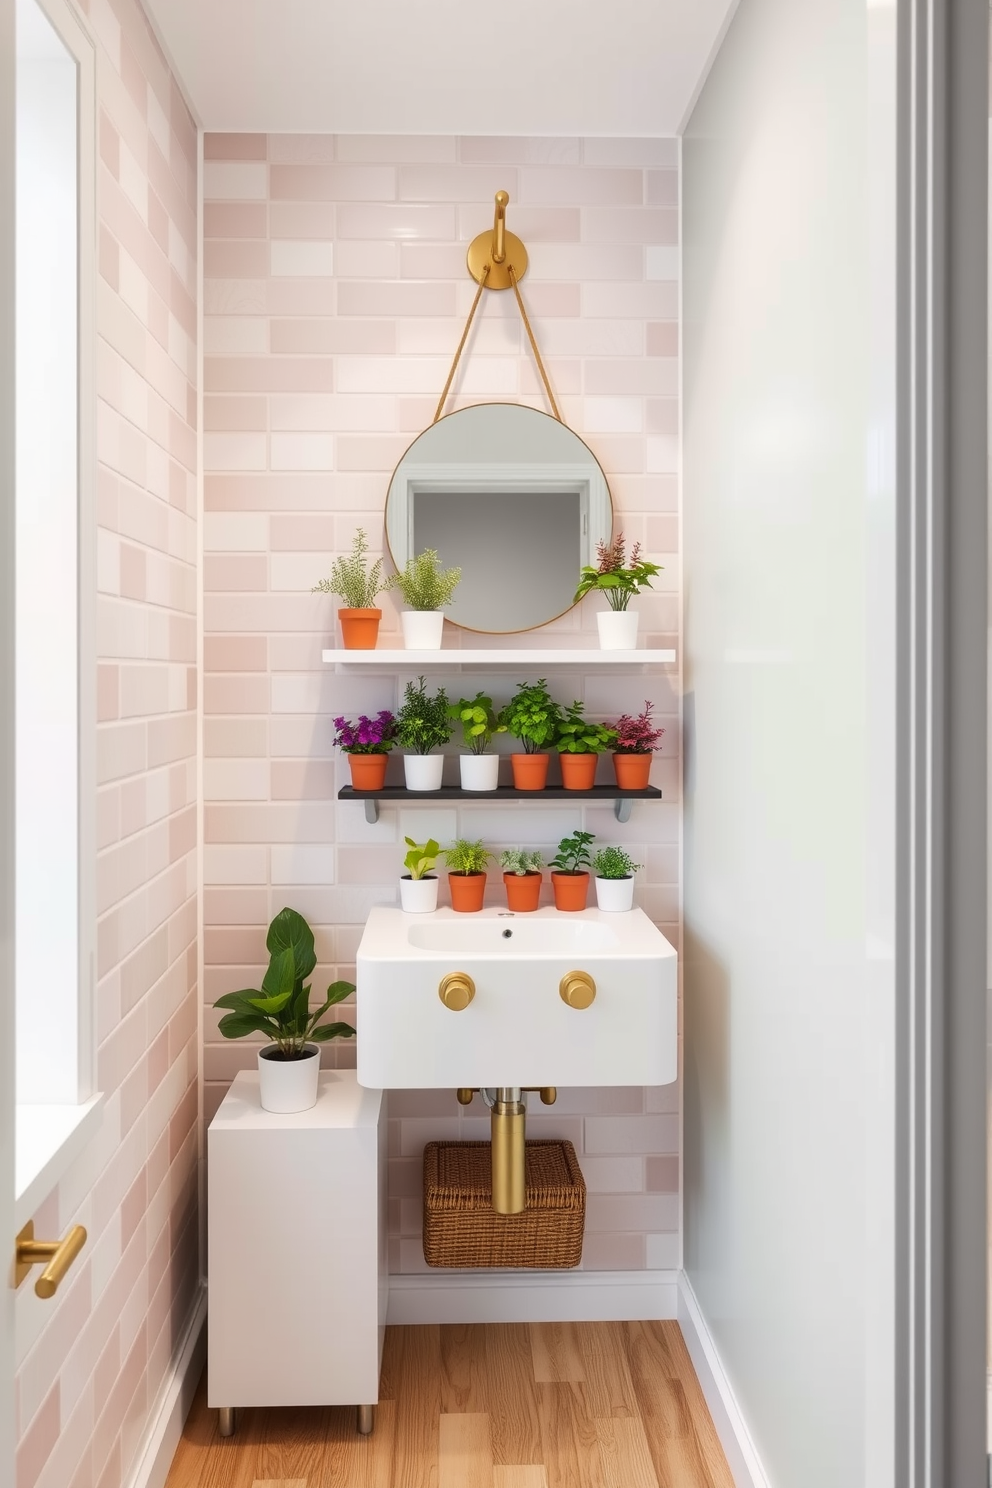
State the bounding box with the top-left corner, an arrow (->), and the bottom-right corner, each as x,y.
574,532 -> 662,612
332,710 -> 399,755
607,700 -> 665,755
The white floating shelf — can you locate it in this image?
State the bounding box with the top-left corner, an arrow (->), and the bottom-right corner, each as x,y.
322,648 -> 676,666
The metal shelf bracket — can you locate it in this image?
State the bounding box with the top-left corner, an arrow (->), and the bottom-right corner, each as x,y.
364,799 -> 380,825
613,798 -> 633,823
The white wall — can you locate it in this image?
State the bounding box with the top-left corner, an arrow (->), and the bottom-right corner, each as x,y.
681,1 -> 896,1484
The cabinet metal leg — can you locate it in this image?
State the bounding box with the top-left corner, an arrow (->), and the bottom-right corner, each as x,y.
357,1403 -> 375,1435
218,1407 -> 237,1438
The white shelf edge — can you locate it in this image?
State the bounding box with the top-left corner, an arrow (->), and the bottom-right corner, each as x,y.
322,648 -> 676,665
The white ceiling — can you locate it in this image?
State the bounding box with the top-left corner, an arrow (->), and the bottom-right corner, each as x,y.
144,0 -> 739,137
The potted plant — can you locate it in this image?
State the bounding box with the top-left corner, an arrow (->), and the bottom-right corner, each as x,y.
549,829 -> 595,912
312,527 -> 388,650
385,548 -> 461,650
396,674 -> 452,791
605,699 -> 665,790
332,709 -> 398,791
450,692 -> 505,792
592,845 -> 641,912
574,532 -> 662,650
499,848 -> 544,912
213,907 -> 355,1114
443,838 -> 491,913
400,835 -> 441,913
499,679 -> 563,791
554,701 -> 617,791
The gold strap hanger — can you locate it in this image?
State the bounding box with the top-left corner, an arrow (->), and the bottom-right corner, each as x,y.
433,191 -> 561,425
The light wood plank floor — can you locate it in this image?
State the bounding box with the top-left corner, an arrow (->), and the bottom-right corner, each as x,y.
165,1322 -> 735,1488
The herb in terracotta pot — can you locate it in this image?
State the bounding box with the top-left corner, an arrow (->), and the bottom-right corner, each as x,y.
396,675 -> 452,791
443,838 -> 491,913
605,700 -> 665,789
554,701 -> 617,791
500,848 -> 544,912
386,549 -> 461,650
400,835 -> 441,913
550,829 -> 595,912
592,845 -> 641,912
313,527 -> 388,650
333,709 -> 398,791
499,679 -> 563,791
450,692 -> 505,791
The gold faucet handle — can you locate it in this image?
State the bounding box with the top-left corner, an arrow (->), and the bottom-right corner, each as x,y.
15,1222 -> 87,1298
439,972 -> 476,1011
559,971 -> 596,1009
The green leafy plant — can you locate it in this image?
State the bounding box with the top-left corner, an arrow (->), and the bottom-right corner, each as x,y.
554,700 -> 618,756
213,907 -> 355,1059
312,527 -> 386,609
592,845 -> 641,880
499,679 -> 564,754
499,848 -> 544,876
396,675 -> 452,754
574,532 -> 662,613
443,838 -> 491,875
386,549 -> 461,611
450,693 -> 506,755
403,836 -> 440,880
550,829 -> 596,876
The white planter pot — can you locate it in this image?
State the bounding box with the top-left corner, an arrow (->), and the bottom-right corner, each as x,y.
403,754 -> 445,791
400,875 -> 439,913
594,876 -> 636,912
257,1043 -> 320,1114
401,610 -> 445,650
596,609 -> 639,650
459,754 -> 500,792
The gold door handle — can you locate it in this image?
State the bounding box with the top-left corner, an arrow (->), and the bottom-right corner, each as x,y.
439,972 -> 476,1011
559,971 -> 596,1009
15,1222 -> 87,1298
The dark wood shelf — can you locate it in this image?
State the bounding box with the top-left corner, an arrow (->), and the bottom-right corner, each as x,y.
338,784 -> 662,823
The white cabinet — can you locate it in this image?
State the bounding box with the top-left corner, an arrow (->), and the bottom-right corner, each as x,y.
207,1070 -> 387,1434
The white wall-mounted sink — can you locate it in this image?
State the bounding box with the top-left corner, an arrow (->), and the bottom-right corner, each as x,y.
356,906 -> 677,1090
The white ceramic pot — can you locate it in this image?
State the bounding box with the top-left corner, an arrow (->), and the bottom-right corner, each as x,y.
403,754 -> 444,791
257,1043 -> 320,1114
594,876 -> 635,912
459,754 -> 500,792
596,609 -> 639,650
399,875 -> 439,913
401,609 -> 445,650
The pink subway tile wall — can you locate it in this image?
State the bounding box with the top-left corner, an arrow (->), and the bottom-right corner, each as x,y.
16,2 -> 199,1486
203,134 -> 680,1272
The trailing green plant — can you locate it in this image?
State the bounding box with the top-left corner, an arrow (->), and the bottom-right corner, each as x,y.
592,845 -> 641,880
213,907 -> 355,1059
450,692 -> 506,755
499,679 -> 564,754
499,848 -> 544,876
312,527 -> 386,609
386,549 -> 461,611
396,675 -> 452,754
574,532 -> 662,613
442,838 -> 491,875
554,700 -> 618,756
403,836 -> 440,880
550,829 -> 596,876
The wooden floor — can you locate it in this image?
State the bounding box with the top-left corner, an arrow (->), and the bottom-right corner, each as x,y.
165,1321 -> 735,1488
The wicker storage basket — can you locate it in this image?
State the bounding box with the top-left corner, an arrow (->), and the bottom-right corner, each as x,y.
423,1139 -> 586,1268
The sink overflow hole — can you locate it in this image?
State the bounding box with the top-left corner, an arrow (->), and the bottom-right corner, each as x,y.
502,929 -> 513,939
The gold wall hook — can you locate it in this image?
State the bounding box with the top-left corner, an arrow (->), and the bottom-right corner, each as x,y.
492,189 -> 508,264
467,190 -> 529,290
15,1221 -> 87,1298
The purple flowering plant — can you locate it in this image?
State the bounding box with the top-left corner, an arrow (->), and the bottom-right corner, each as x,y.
607,700 -> 665,755
332,710 -> 399,755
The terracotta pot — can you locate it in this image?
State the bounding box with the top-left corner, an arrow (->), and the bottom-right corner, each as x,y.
503,871 -> 542,912
612,751 -> 653,789
510,753 -> 550,791
559,753 -> 598,791
348,753 -> 388,790
551,871 -> 590,912
338,607 -> 382,650
448,872 -> 487,913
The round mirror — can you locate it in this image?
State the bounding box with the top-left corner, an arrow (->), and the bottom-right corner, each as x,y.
384,404 -> 613,634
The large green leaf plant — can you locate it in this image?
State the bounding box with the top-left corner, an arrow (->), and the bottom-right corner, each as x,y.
213,907 -> 355,1060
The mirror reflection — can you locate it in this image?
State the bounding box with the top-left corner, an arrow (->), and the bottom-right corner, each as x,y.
384,404 -> 613,634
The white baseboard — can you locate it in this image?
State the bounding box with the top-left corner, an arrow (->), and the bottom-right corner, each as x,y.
124,1283 -> 207,1488
677,1273 -> 770,1488
386,1268 -> 679,1325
